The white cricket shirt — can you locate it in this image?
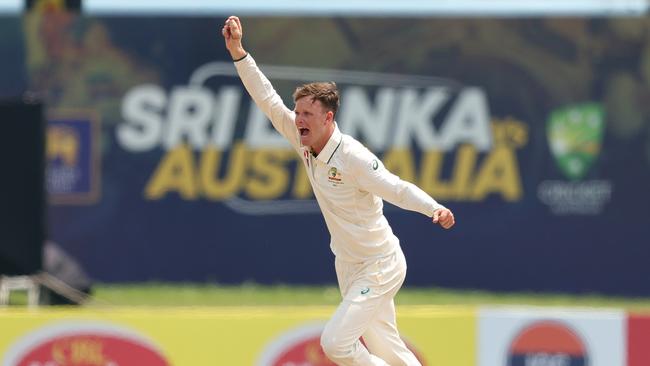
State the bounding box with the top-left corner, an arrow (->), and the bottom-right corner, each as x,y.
235,55 -> 444,263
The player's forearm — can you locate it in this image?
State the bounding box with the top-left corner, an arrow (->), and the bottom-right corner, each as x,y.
234,54 -> 299,147
390,181 -> 444,217
228,45 -> 247,61
234,54 -> 282,114
405,182 -> 445,217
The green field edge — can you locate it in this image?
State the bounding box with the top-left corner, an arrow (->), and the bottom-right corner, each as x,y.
7,283 -> 650,311
89,283 -> 650,311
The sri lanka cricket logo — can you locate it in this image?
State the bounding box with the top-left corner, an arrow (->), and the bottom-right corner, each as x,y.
47,111 -> 101,205
546,103 -> 605,181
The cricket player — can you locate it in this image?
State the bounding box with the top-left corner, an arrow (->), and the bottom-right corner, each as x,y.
222,16 -> 455,366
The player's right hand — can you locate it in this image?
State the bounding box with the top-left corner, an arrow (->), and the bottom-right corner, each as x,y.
222,16 -> 242,41
222,16 -> 246,59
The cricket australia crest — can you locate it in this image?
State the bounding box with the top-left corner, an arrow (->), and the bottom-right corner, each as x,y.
538,103 -> 612,215
546,103 -> 605,181
328,167 -> 343,186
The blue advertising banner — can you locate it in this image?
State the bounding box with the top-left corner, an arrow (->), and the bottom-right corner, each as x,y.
15,14 -> 650,294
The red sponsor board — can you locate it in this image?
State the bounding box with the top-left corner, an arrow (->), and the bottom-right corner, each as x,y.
272,336 -> 335,366
627,314 -> 650,366
4,322 -> 170,366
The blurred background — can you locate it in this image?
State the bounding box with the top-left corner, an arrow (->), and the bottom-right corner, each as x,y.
1,0 -> 650,365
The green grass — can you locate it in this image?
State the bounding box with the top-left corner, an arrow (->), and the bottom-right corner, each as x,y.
7,282 -> 650,310
78,283 -> 650,311
91,283 -> 343,307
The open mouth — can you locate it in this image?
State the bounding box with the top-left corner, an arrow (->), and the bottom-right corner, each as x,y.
299,128 -> 310,137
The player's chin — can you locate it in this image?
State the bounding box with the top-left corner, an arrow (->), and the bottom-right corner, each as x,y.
300,136 -> 311,145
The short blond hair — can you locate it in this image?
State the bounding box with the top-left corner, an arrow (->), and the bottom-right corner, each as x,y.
293,82 -> 340,117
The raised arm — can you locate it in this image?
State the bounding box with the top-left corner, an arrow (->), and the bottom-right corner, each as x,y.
222,16 -> 300,150
351,150 -> 455,229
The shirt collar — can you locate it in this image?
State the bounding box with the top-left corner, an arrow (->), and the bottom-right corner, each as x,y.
315,123 -> 342,164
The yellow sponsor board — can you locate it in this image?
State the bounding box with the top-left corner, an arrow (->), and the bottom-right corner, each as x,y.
398,306 -> 476,366
0,306 -> 475,365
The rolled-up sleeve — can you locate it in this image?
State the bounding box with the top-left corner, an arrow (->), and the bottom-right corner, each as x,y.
350,150 -> 444,217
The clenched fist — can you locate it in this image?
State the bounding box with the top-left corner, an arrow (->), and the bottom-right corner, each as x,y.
432,208 -> 455,229
221,16 -> 247,60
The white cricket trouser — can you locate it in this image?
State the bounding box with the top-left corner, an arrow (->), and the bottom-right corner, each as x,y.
320,247 -> 422,366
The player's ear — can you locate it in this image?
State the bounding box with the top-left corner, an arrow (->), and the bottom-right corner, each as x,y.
326,111 -> 334,123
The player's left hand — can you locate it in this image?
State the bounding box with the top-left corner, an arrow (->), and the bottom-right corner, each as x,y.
432,208 -> 455,229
